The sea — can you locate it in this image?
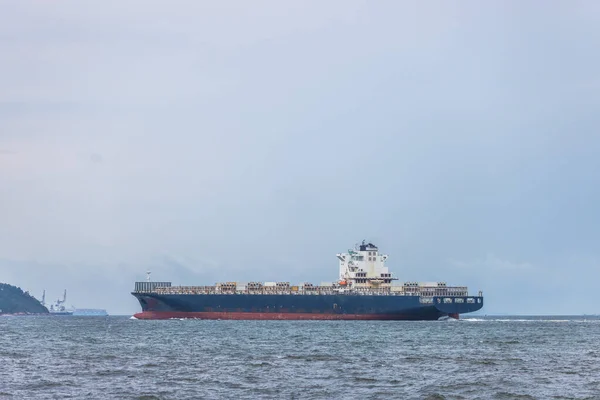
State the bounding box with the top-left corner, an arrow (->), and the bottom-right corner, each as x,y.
1,315 -> 599,400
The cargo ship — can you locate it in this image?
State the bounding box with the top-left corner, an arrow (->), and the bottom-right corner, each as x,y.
132,241 -> 483,320
43,290 -> 74,316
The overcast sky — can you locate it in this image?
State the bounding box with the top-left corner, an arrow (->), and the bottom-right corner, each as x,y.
1,1 -> 599,315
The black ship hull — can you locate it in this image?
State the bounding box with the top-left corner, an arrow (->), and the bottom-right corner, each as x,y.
132,293 -> 483,320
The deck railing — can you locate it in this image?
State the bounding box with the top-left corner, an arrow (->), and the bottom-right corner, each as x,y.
134,283 -> 470,297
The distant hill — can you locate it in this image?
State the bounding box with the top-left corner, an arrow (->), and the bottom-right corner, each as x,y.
0,283 -> 48,315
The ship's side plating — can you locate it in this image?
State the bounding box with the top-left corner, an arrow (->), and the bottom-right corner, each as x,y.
132,292 -> 482,320
131,241 -> 484,320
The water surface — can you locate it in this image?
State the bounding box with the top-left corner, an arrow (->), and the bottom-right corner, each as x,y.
1,315 -> 599,399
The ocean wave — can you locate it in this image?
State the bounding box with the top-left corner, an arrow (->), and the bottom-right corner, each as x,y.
3,315 -> 599,399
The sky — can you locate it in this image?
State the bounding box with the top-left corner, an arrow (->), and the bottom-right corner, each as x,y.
1,1 -> 599,315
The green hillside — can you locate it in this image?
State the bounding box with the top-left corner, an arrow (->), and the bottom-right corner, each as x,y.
0,283 -> 48,314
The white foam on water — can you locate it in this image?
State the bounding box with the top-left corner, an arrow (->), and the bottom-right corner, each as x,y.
129,316 -> 138,320
462,318 -> 598,323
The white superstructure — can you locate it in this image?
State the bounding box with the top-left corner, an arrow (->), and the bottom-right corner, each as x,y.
336,241 -> 397,289
44,289 -> 74,315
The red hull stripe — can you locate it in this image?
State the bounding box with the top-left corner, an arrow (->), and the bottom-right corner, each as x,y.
133,311 -> 418,320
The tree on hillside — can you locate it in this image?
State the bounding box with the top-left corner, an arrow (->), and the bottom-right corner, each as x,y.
0,283 -> 48,314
